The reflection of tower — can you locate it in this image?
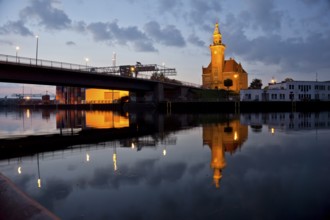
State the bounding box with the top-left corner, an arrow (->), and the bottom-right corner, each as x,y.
113,145 -> 117,171
210,140 -> 226,188
203,119 -> 248,188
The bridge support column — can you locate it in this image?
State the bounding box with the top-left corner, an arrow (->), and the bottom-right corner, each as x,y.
179,87 -> 189,100
153,83 -> 164,102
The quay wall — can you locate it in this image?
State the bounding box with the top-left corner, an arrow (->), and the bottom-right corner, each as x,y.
158,101 -> 330,113
2,101 -> 329,113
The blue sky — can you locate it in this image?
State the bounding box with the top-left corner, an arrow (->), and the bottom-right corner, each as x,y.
1,0 -> 330,97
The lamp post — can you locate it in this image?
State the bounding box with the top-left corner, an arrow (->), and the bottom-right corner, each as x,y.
35,35 -> 39,65
15,46 -> 20,62
234,74 -> 238,92
85,57 -> 89,68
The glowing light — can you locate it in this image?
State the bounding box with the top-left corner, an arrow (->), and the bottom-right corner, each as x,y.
271,128 -> 275,134
113,153 -> 117,171
18,166 -> 22,174
26,109 -> 30,118
163,149 -> 167,156
234,74 -> 238,78
131,143 -> 135,149
25,96 -> 31,100
37,178 -> 41,188
86,153 -> 90,162
234,131 -> 238,141
85,57 -> 89,67
130,66 -> 135,72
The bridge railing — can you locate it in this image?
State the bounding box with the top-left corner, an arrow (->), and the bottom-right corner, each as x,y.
0,54 -> 202,88
0,54 -> 90,71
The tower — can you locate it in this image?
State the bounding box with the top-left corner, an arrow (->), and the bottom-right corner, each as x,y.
202,23 -> 226,89
202,22 -> 248,91
210,23 -> 226,89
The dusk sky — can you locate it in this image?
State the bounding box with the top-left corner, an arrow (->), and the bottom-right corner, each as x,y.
1,0 -> 330,97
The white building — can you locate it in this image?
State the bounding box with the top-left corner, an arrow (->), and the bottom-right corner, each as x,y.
240,81 -> 330,101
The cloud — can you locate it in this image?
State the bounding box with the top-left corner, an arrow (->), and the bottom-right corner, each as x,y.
244,0 -> 283,33
72,21 -> 87,33
19,0 -> 71,30
184,0 -> 223,31
226,27 -> 330,75
144,21 -> 186,47
188,34 -> 205,47
87,21 -> 157,52
221,3 -> 330,77
66,41 -> 76,46
87,22 -> 112,41
0,20 -> 33,36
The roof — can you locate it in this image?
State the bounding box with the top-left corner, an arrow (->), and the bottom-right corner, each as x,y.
223,58 -> 247,73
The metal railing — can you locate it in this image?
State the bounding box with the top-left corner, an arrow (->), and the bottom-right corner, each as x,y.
0,54 -> 202,88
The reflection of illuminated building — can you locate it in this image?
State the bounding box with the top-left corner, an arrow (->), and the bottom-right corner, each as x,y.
203,119 -> 248,188
56,110 -> 129,129
56,86 -> 128,104
241,112 -> 330,133
56,110 -> 85,129
85,111 -> 129,129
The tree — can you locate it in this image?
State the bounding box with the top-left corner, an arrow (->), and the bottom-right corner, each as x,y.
284,78 -> 294,82
249,78 -> 263,89
224,78 -> 233,90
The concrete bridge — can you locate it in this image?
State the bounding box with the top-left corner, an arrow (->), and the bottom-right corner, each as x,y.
0,54 -> 201,102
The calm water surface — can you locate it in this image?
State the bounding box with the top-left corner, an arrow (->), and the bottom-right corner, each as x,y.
0,109 -> 330,220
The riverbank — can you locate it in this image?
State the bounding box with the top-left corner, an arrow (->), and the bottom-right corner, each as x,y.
158,101 -> 330,113
0,173 -> 59,219
1,101 -> 329,113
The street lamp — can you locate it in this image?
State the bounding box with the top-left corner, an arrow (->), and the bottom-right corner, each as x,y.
234,74 -> 238,91
85,57 -> 89,68
15,46 -> 20,62
35,35 -> 39,65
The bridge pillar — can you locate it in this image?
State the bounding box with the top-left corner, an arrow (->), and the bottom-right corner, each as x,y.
153,83 -> 164,102
179,87 -> 189,100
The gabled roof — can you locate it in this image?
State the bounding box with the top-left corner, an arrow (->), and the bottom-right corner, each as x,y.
223,58 -> 247,73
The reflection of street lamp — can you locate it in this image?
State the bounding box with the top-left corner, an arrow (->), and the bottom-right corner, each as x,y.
163,146 -> 167,156
37,153 -> 41,188
15,46 -> 20,62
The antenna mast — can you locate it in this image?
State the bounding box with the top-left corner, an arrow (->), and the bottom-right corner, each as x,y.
112,52 -> 116,66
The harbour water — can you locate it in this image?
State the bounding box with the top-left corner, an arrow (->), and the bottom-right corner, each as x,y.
0,109 -> 330,219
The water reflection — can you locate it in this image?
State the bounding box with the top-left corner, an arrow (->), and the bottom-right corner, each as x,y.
0,110 -> 330,219
203,117 -> 248,188
241,112 -> 330,132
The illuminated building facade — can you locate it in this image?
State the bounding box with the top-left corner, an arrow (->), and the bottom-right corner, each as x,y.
202,23 -> 248,92
56,86 -> 128,104
203,119 -> 248,188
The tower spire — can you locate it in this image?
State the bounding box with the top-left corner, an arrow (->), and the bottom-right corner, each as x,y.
213,22 -> 222,45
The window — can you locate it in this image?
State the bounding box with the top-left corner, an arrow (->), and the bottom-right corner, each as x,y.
315,94 -> 320,99
245,94 -> 251,100
271,94 -> 277,100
